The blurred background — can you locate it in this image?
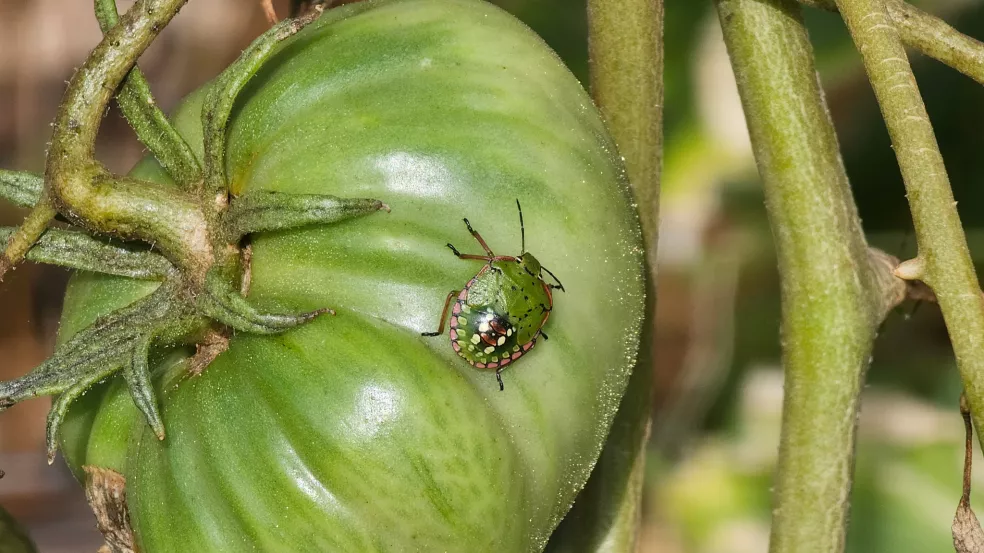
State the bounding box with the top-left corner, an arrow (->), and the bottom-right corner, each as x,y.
0,0 -> 982,551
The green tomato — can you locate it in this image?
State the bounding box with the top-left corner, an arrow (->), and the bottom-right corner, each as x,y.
58,0 -> 644,550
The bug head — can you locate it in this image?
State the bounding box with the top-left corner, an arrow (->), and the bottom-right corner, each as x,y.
518,252 -> 541,276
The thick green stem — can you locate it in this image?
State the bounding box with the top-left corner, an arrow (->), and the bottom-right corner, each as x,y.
802,0 -> 984,86
546,0 -> 663,549
716,0 -> 905,551
42,0 -> 212,277
94,0 -> 201,187
835,0 -> 984,451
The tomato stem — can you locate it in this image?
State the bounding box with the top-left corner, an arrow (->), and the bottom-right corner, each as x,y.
0,0 -> 388,459
0,0 -> 195,280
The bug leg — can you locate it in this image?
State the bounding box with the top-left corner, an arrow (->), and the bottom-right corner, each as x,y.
422,291 -> 459,337
542,266 -> 566,292
447,243 -> 490,261
540,331 -> 549,341
496,369 -> 505,391
463,218 -> 495,256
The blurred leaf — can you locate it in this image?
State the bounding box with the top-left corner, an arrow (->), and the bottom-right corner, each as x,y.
0,503 -> 37,553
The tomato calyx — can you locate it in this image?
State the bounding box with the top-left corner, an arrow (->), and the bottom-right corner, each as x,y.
0,0 -> 388,461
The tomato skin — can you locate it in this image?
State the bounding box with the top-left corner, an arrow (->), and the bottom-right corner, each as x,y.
58,0 -> 645,550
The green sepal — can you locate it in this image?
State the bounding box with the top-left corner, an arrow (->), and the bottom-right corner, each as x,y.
0,170 -> 43,209
224,191 -> 389,239
0,283 -> 185,459
94,0 -> 201,188
202,8 -> 324,193
123,332 -> 166,440
0,227 -> 173,279
199,270 -> 331,334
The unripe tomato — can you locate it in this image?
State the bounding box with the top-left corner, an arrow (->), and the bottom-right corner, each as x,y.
58,0 -> 644,550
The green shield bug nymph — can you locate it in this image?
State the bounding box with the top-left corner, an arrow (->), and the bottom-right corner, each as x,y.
423,200 -> 565,390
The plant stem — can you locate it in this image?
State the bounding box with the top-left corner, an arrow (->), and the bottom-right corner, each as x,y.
715,0 -> 905,551
835,0 -> 984,449
802,0 -> 984,86
546,0 -> 663,549
95,0 -> 201,187
43,0 -> 211,277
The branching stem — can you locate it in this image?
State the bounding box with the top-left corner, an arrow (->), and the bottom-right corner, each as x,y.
802,0 -> 984,86
834,0 -> 984,451
716,0 -> 907,551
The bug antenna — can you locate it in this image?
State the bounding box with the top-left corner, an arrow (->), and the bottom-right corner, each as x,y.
516,199 -> 525,254
542,266 -> 565,292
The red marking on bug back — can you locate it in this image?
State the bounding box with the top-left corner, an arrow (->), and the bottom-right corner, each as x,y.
449,329 -> 458,341
522,342 -> 533,352
476,362 -> 486,369
452,341 -> 461,352
487,361 -> 499,369
452,302 -> 461,315
500,357 -> 511,366
481,333 -> 497,347
490,319 -> 507,334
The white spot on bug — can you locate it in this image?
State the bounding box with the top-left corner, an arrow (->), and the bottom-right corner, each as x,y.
471,334 -> 481,345
461,304 -> 471,313
457,316 -> 467,327
484,346 -> 495,354
468,344 -> 476,351
506,328 -> 513,336
497,336 -> 506,346
479,321 -> 490,333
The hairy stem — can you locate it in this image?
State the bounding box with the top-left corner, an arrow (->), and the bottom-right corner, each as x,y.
42,0 -> 212,278
716,0 -> 906,551
94,0 -> 201,187
835,0 -> 984,450
802,0 -> 984,86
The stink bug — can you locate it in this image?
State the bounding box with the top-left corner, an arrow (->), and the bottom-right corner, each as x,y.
422,200 -> 564,390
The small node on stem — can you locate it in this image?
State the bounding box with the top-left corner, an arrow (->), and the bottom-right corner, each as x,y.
189,329 -> 231,377
893,257 -> 925,281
